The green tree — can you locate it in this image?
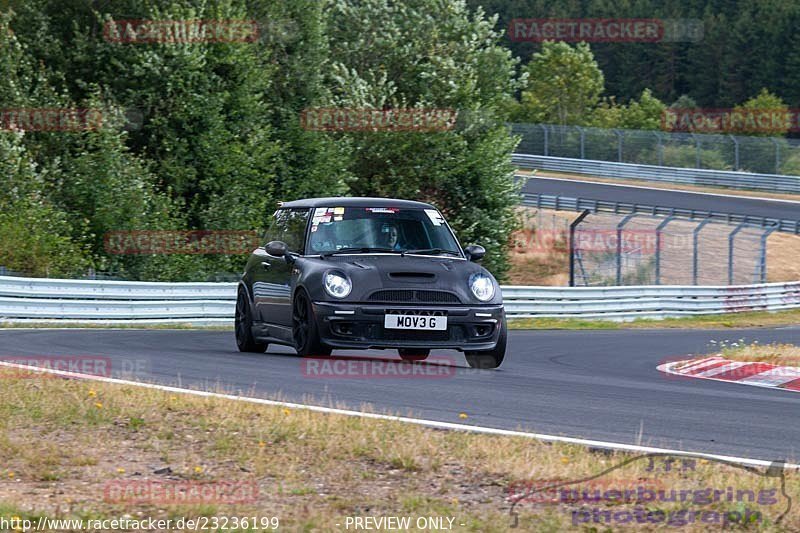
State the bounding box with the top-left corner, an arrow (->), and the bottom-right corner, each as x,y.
323,0 -> 522,278
517,41 -> 604,126
732,88 -> 790,137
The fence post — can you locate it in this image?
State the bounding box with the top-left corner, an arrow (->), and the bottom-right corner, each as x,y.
541,124 -> 549,156
578,126 -> 585,159
728,221 -> 749,285
730,135 -> 739,171
655,214 -> 676,285
759,224 -> 779,283
653,131 -> 664,165
772,137 -> 781,173
616,213 -> 639,285
691,133 -> 701,168
614,129 -> 623,162
692,218 -> 712,285
569,210 -> 591,287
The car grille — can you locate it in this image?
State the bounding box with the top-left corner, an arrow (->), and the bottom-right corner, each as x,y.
368,289 -> 460,304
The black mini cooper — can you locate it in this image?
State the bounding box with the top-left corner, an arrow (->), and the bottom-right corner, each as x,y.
235,197 -> 506,368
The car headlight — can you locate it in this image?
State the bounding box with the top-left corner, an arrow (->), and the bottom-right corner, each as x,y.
469,273 -> 495,302
324,271 -> 352,298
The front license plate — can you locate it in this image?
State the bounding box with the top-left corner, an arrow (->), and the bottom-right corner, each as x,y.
384,313 -> 447,331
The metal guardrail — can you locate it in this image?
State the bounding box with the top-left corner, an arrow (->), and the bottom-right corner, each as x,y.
513,154 -> 800,194
520,192 -> 800,234
1,276 -> 799,323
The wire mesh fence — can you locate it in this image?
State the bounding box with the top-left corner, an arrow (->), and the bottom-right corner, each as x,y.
511,123 -> 800,175
568,212 -> 773,286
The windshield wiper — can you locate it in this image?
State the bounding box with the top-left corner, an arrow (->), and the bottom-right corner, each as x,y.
401,248 -> 462,257
321,247 -> 400,258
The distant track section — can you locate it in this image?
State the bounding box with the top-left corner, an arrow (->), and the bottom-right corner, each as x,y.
520,176 -> 800,234
513,154 -> 800,194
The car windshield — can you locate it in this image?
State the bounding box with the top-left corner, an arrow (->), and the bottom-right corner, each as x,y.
307,206 -> 462,256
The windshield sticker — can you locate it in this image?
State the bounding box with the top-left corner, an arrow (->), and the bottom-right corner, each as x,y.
424,209 -> 444,226
366,207 -> 399,214
311,207 -> 335,231
333,207 -> 345,215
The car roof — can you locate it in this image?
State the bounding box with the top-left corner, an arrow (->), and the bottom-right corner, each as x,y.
279,197 -> 436,209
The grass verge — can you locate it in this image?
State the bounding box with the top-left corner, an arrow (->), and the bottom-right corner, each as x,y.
509,308 -> 800,330
718,342 -> 800,366
0,368 -> 798,531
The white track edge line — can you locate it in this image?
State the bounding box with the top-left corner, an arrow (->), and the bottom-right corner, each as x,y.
0,360 -> 794,470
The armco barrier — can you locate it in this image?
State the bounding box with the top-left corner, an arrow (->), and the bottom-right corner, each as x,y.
1,276 -> 799,324
513,154 -> 800,194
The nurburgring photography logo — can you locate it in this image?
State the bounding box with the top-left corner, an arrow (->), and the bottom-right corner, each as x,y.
103,480 -> 258,504
508,453 -> 790,528
104,230 -> 260,255
103,19 -> 259,44
299,107 -> 458,133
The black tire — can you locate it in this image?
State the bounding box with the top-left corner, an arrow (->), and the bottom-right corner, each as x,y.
292,290 -> 332,357
235,288 -> 268,353
398,348 -> 430,362
465,318 -> 506,369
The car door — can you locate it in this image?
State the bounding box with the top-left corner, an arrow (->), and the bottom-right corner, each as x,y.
254,208 -> 309,327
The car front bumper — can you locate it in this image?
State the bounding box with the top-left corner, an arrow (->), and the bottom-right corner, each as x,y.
313,301 -> 505,351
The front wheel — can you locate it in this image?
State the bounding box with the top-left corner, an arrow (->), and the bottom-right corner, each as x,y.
465,318 -> 506,369
292,291 -> 332,357
235,288 -> 267,353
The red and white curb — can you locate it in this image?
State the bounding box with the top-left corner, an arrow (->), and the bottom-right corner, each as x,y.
658,355 -> 800,392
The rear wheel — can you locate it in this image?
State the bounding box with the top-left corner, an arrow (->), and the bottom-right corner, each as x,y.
293,290 -> 332,357
465,318 -> 506,369
235,288 -> 267,353
398,348 -> 430,362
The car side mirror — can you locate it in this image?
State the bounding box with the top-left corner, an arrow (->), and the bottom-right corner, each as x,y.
464,244 -> 485,262
266,240 -> 288,257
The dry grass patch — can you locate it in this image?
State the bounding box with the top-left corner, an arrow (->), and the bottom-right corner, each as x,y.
0,369 -> 798,530
510,308 -> 800,330
719,342 -> 800,367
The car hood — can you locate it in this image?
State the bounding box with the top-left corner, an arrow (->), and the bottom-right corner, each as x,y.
295,254 -> 501,305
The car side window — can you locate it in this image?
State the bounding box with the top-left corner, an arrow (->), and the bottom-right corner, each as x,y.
263,209 -> 309,254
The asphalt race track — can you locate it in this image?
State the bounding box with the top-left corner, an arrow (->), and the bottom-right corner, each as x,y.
521,176 -> 800,222
2,327 -> 800,462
